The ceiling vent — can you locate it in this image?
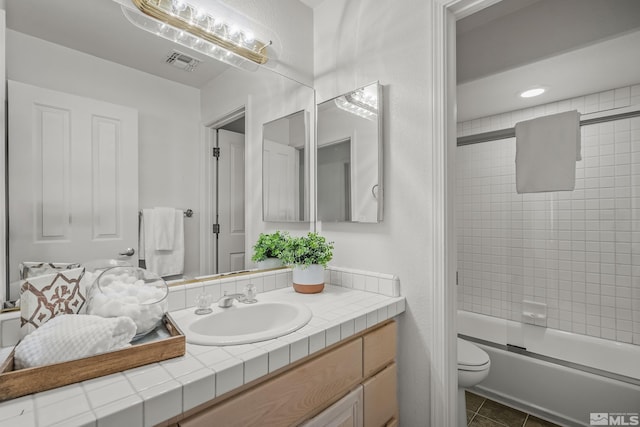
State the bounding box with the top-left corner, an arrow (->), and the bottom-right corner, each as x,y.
165,50 -> 200,72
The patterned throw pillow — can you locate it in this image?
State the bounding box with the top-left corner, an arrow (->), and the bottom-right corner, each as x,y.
19,262 -> 82,280
20,267 -> 86,338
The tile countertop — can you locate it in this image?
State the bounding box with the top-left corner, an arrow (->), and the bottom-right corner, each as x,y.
0,283 -> 405,427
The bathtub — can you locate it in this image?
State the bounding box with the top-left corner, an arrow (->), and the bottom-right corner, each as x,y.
458,310 -> 640,427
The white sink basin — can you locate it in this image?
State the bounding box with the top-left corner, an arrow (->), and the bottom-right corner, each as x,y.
173,301 -> 312,346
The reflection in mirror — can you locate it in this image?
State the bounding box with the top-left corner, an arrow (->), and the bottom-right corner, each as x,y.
262,110 -> 310,222
4,0 -> 314,300
317,82 -> 383,223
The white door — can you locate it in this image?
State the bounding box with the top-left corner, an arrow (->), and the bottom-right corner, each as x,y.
263,139 -> 300,221
8,81 -> 138,284
217,129 -> 245,273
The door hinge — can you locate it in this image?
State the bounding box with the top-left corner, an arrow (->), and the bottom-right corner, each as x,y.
456,271 -> 459,285
212,224 -> 220,234
212,147 -> 220,158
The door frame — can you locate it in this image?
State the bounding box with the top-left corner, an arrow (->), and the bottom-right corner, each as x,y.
431,0 -> 501,425
199,106 -> 245,276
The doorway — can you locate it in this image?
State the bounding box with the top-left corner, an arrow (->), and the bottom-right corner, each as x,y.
201,109 -> 246,276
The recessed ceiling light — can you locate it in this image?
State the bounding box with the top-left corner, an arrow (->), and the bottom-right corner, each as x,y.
520,88 -> 545,98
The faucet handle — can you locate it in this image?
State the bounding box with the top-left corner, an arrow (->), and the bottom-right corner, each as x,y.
244,284 -> 257,304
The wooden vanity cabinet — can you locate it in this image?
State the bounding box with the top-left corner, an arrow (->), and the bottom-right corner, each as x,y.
174,320 -> 397,427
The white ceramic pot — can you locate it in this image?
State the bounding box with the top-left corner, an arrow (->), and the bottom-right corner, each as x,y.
256,258 -> 283,270
292,264 -> 325,294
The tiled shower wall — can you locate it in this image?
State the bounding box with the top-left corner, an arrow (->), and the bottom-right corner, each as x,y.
456,84 -> 640,345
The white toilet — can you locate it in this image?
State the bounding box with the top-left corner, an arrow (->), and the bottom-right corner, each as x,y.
457,338 -> 491,426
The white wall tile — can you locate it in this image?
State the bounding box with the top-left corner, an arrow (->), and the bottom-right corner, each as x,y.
167,287 -> 186,312
124,365 -> 172,392
1,313 -> 20,347
48,411 -> 96,427
213,358 -> 244,397
458,91 -> 640,344
308,330 -> 326,353
177,368 -> 215,412
82,374 -> 136,408
266,343 -> 290,373
92,395 -> 143,427
35,386 -> 92,427
137,380 -> 182,427
241,349 -> 268,383
289,336 -> 309,363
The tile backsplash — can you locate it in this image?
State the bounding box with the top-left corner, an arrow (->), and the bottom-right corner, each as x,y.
456,83 -> 640,345
169,266 -> 400,312
324,266 -> 401,297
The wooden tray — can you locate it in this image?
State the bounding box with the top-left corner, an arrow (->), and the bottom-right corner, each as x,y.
0,314 -> 185,402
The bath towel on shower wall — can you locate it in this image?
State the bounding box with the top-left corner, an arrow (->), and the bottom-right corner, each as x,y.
140,208 -> 184,277
515,110 -> 581,193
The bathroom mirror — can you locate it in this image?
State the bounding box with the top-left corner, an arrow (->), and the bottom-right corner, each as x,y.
4,0 -> 314,299
262,110 -> 310,222
317,82 -> 383,223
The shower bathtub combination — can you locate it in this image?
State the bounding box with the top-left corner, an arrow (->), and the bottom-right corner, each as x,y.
456,86 -> 640,427
458,310 -> 640,426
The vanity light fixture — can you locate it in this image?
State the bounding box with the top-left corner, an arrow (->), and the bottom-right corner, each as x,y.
334,88 -> 378,121
114,0 -> 271,71
520,87 -> 546,98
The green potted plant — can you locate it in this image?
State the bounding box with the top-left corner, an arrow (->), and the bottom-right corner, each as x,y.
280,232 -> 334,294
251,231 -> 288,269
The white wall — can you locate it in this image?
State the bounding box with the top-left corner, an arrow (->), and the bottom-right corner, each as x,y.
6,30 -> 202,277
201,65 -> 315,264
197,0 -> 315,267
313,0 -> 434,424
222,0 -> 314,86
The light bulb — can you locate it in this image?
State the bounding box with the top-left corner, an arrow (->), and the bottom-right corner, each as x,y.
520,88 -> 545,98
172,0 -> 187,12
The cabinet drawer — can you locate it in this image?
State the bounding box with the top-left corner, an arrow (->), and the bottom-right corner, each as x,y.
363,322 -> 396,377
179,338 -> 363,427
362,363 -> 397,427
300,385 -> 363,427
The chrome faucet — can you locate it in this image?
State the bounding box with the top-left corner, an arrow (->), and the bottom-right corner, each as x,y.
217,292 -> 247,308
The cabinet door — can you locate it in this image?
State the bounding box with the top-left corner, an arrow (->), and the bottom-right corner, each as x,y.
363,363 -> 397,427
363,322 -> 396,377
301,386 -> 363,427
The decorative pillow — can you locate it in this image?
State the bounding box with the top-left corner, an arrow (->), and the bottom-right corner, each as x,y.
19,262 -> 82,280
20,267 -> 86,337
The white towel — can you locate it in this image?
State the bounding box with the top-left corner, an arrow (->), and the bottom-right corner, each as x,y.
515,110 -> 581,193
140,209 -> 184,277
153,207 -> 177,250
14,314 -> 136,369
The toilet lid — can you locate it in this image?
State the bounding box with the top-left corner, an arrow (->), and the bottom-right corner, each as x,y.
458,338 -> 490,371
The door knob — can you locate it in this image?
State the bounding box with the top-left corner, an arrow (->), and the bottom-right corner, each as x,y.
119,248 -> 135,256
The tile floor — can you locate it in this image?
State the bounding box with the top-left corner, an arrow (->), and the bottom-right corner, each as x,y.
466,391 -> 561,427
